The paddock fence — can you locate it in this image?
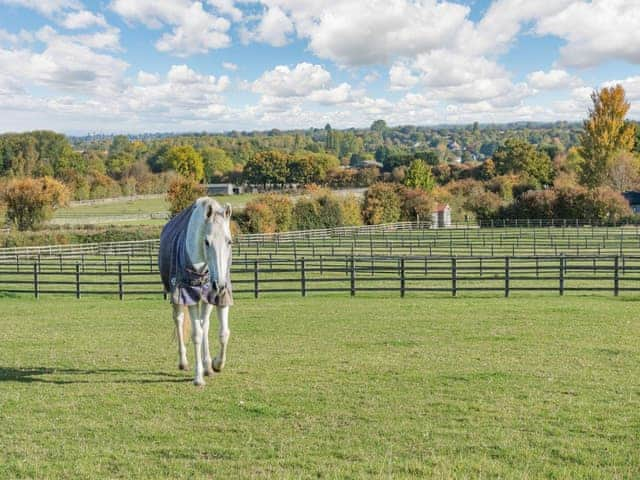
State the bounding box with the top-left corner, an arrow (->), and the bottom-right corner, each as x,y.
1,254 -> 639,299
5,221 -> 640,260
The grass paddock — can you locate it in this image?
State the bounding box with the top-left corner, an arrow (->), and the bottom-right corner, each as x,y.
1,295 -> 639,478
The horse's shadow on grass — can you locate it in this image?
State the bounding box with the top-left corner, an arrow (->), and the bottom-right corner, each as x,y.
0,366 -> 191,384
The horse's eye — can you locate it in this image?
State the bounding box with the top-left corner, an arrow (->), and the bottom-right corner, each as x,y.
204,239 -> 210,247
227,239 -> 233,246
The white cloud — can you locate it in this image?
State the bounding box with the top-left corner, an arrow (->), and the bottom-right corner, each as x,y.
60,10 -> 107,29
222,61 -> 237,71
0,28 -> 34,45
243,6 -> 294,47
137,71 -> 160,85
0,0 -> 81,16
301,0 -> 470,66
399,50 -> 532,106
308,83 -> 359,105
252,62 -> 331,97
535,0 -> 640,67
389,63 -> 419,90
207,0 -> 242,21
110,0 -> 231,56
603,76 -> 640,101
0,26 -> 127,95
527,69 -> 582,90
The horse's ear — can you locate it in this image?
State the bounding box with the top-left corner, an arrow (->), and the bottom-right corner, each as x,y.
205,204 -> 214,220
224,203 -> 232,219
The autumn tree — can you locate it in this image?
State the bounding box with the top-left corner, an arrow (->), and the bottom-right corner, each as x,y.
579,85 -> 636,189
1,176 -> 70,230
167,145 -> 204,181
362,183 -> 401,224
166,176 -> 205,217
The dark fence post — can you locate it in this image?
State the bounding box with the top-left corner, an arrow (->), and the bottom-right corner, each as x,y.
350,256 -> 356,297
118,263 -> 124,300
559,255 -> 565,296
300,258 -> 306,297
33,262 -> 39,299
254,260 -> 259,299
400,257 -> 405,298
451,257 -> 457,297
75,262 -> 81,299
614,255 -> 619,297
504,257 -> 510,297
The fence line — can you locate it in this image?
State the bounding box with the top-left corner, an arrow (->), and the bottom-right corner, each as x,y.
2,254 -> 639,299
4,221 -> 640,259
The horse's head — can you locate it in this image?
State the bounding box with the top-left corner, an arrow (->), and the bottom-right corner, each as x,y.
203,202 -> 233,292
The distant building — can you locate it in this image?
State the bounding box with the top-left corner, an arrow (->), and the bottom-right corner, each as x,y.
361,160 -> 383,169
206,183 -> 243,196
623,191 -> 640,213
431,203 -> 452,228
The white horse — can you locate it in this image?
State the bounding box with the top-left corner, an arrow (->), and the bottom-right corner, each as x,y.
159,197 -> 233,386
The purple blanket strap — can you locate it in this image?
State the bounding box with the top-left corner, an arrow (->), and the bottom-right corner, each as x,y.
170,283 -> 234,307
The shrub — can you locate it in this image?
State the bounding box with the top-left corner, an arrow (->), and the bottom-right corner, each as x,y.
583,187 -> 631,223
1,176 -> 70,230
256,193 -> 293,232
398,187 -> 434,221
363,183 -> 401,224
166,177 -> 205,217
510,189 -> 558,219
244,193 -> 293,233
292,198 -> 323,230
244,202 -> 276,233
315,193 -> 344,228
338,194 -> 363,226
465,190 -> 502,221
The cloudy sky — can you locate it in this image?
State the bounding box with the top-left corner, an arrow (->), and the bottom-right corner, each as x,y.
0,0 -> 639,134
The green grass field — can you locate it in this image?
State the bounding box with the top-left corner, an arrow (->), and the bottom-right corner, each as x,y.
31,194 -> 257,226
1,295 -> 639,478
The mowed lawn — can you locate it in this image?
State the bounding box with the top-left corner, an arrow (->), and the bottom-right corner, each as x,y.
1,295 -> 639,479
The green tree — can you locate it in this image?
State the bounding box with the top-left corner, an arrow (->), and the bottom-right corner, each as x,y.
167,145 -> 204,181
404,159 -> 435,191
243,150 -> 289,188
201,147 -> 233,181
493,138 -> 553,186
106,135 -> 135,179
370,119 -> 388,133
579,85 -> 636,189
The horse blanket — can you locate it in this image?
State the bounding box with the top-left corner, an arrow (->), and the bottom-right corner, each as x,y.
158,203 -> 233,306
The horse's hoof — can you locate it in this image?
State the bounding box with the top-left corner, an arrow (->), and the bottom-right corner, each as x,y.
179,363 -> 188,371
204,368 -> 215,377
193,378 -> 206,386
212,359 -> 224,372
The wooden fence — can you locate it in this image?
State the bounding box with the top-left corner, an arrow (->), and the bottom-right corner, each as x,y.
1,254 -> 639,299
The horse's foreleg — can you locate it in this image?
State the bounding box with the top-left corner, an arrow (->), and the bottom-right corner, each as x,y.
201,303 -> 215,376
172,304 -> 188,371
213,306 -> 230,372
188,304 -> 205,386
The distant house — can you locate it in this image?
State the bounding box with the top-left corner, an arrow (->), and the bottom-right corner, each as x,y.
623,191 -> 640,213
431,203 -> 452,228
206,183 -> 243,196
361,159 -> 383,169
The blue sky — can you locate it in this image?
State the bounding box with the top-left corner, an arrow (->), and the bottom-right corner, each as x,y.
0,0 -> 639,134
